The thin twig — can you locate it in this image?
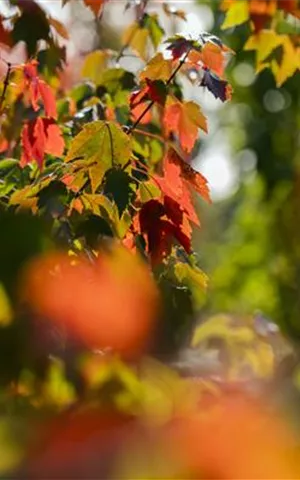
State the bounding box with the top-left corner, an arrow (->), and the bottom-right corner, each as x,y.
127,48 -> 191,135
116,25 -> 138,63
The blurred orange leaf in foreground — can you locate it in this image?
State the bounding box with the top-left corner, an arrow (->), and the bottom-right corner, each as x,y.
164,392 -> 300,479
20,246 -> 159,358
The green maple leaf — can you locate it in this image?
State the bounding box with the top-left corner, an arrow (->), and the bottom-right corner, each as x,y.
65,121 -> 132,193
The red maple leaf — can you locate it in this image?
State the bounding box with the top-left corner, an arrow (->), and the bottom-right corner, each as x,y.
130,79 -> 166,124
0,16 -> 12,47
22,60 -> 57,118
21,117 -> 64,169
138,198 -> 191,265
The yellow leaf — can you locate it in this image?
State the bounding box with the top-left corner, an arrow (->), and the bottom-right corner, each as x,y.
114,210 -> 132,239
140,53 -> 173,81
122,23 -> 148,60
192,315 -> 255,348
42,358 -> 76,407
0,283 -> 12,326
81,50 -> 109,85
271,36 -> 300,86
81,193 -> 115,218
221,0 -> 249,30
245,30 -> 283,66
9,179 -> 52,213
0,419 -> 23,473
139,180 -> 161,203
175,262 -> 208,308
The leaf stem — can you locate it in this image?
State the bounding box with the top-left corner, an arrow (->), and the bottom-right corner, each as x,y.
127,49 -> 191,134
116,25 -> 138,63
0,61 -> 12,113
133,128 -> 164,143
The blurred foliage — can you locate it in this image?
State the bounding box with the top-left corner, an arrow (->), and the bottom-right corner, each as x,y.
197,0 -> 300,342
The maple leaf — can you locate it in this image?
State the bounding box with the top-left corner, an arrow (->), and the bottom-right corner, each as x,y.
130,80 -> 167,109
68,197 -> 84,215
140,53 -> 173,82
122,23 -> 149,60
20,117 -> 64,169
22,60 -> 57,118
80,193 -> 118,230
122,14 -> 164,60
188,41 -> 231,78
244,30 -> 283,66
21,246 -> 159,358
166,35 -> 201,60
81,50 -> 109,85
221,0 -> 249,30
65,121 -> 132,193
200,69 -> 232,102
221,0 -> 277,32
153,148 -> 209,240
271,36 -> 300,86
143,13 -> 164,49
130,80 -> 166,124
130,85 -> 149,110
138,199 -> 191,264
163,97 -> 207,153
244,31 -> 299,85
129,85 -> 152,125
103,168 -> 136,216
131,101 -> 152,125
12,0 -> 51,56
163,148 -> 211,204
174,261 -> 208,305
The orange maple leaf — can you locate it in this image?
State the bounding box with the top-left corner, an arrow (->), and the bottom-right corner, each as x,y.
164,98 -> 207,153
188,42 -> 229,78
21,246 -> 159,358
164,148 -> 211,204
